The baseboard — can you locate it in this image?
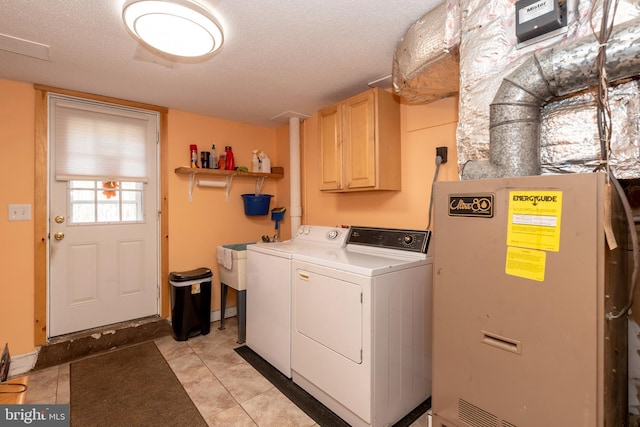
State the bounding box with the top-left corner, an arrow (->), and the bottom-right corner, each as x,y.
8,349 -> 39,377
210,306 -> 237,322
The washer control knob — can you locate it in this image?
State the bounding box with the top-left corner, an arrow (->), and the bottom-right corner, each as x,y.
304,227 -> 311,235
403,234 -> 414,245
327,230 -> 339,240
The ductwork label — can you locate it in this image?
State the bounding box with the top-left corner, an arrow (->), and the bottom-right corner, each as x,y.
519,0 -> 554,24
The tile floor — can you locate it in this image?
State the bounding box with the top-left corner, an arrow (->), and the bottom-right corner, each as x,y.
23,317 -> 430,426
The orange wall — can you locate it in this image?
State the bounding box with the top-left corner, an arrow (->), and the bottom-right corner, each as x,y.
0,80 -> 36,354
0,79 -> 458,356
167,110 -> 285,311
302,96 -> 459,229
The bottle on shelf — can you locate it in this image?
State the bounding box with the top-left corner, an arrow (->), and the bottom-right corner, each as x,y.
200,151 -> 210,169
218,152 -> 226,170
210,144 -> 218,169
259,151 -> 271,173
224,146 -> 235,170
251,149 -> 260,172
190,144 -> 198,168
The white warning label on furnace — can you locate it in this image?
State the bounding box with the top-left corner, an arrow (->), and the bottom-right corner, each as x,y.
519,0 -> 554,24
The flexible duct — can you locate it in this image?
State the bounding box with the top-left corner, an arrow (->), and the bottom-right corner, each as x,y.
392,2 -> 460,104
462,16 -> 640,180
540,80 -> 640,178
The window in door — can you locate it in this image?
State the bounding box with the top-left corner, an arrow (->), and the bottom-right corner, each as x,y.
68,180 -> 145,224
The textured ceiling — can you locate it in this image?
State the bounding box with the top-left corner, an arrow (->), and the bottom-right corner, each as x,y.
0,0 -> 443,128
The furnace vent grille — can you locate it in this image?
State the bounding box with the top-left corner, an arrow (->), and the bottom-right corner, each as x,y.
458,399 -> 498,427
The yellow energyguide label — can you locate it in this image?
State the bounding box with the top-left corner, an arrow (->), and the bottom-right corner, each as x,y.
507,190 -> 562,252
505,246 -> 546,282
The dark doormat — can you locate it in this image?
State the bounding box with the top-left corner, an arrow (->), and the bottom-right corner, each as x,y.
234,345 -> 431,427
71,341 -> 206,427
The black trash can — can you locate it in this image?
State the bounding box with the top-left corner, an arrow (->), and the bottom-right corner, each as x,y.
169,267 -> 212,341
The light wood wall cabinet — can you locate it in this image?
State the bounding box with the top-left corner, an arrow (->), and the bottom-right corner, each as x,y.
319,87 -> 401,192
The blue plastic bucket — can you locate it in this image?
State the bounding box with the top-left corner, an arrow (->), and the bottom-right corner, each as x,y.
241,194 -> 273,216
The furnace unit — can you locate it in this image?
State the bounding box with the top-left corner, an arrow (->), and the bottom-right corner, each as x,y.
432,172 -> 628,427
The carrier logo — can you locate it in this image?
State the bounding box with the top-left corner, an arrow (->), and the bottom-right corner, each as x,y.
448,194 -> 494,218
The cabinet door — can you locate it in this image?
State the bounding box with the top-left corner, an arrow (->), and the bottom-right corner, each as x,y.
343,90 -> 375,189
318,104 -> 343,190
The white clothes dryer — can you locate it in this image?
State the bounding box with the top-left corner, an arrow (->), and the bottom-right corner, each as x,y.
290,226 -> 433,427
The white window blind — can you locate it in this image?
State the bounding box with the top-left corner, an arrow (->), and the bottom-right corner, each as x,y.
51,96 -> 152,182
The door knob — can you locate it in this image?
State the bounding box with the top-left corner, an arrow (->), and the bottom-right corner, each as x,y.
55,215 -> 65,224
54,232 -> 65,241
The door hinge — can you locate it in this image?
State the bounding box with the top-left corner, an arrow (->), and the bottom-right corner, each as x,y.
360,293 -> 363,303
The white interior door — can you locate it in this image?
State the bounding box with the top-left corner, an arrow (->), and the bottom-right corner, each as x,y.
48,96 -> 159,337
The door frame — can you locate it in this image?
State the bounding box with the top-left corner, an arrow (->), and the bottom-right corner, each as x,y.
33,85 -> 170,345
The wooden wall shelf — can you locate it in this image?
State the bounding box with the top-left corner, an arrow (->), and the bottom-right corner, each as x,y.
174,166 -> 284,201
174,166 -> 284,179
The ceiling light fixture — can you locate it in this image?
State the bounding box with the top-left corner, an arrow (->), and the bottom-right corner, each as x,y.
122,0 -> 224,58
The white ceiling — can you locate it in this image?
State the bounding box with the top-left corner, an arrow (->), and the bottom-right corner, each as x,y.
0,0 -> 443,128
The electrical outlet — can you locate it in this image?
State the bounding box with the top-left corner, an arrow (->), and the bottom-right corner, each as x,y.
436,147 -> 448,164
8,204 -> 32,221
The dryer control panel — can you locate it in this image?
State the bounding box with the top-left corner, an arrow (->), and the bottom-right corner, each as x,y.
347,226 -> 431,253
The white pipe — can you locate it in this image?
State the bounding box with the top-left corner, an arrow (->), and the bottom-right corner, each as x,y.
289,116 -> 302,234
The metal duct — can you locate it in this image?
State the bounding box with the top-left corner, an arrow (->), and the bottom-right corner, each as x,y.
462,17 -> 640,180
392,2 -> 460,104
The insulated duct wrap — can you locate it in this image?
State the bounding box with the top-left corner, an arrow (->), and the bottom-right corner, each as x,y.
392,1 -> 461,104
461,3 -> 640,179
541,81 -> 640,179
457,0 -> 640,178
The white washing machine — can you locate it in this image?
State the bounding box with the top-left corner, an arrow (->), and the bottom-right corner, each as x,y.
246,225 -> 349,378
291,226 -> 433,427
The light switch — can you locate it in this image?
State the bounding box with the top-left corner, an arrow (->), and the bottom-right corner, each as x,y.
8,204 -> 32,221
